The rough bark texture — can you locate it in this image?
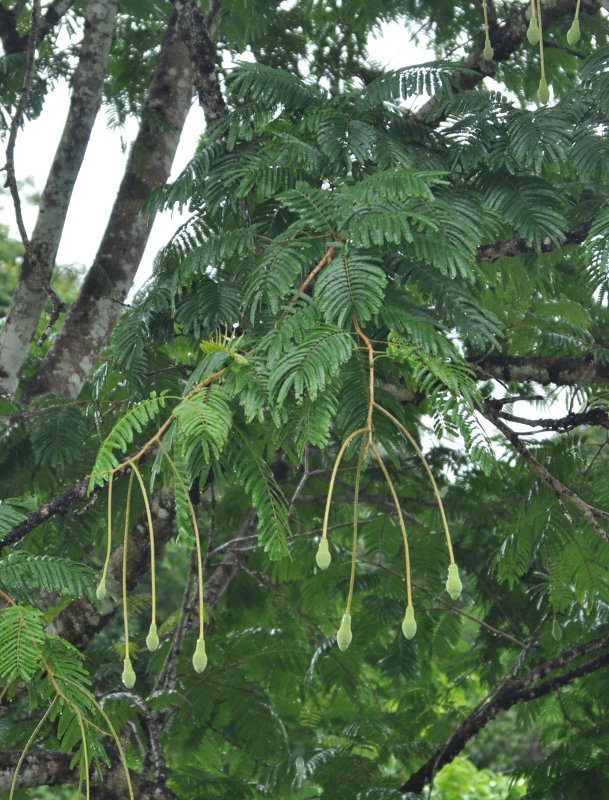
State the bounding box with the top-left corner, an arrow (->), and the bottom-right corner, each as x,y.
401,635 -> 609,794
0,0 -> 119,397
476,220 -> 594,262
0,0 -> 75,54
20,20 -> 194,402
0,749 -> 178,799
471,354 -> 609,387
172,0 -> 227,126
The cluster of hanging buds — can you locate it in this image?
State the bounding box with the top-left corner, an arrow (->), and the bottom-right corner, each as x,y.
96,450 -> 208,688
314,391 -> 463,651
526,0 -> 583,104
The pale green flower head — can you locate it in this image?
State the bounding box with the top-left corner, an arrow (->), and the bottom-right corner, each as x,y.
402,604 -> 417,639
336,613 -> 352,651
566,18 -> 580,45
316,538 -> 331,570
538,76 -> 550,105
122,657 -> 136,689
446,563 -> 463,600
146,623 -> 159,652
527,17 -> 540,45
193,637 -> 208,673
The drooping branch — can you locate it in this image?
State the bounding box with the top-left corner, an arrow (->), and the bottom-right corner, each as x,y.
483,401 -> 609,542
20,15 -> 194,402
0,749 -> 179,799
172,0 -> 228,126
401,634 -> 609,794
0,0 -> 119,398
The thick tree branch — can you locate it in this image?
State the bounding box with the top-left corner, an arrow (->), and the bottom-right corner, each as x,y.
0,0 -> 75,54
0,748 -> 178,799
401,634 -> 609,794
20,16 -> 194,402
0,0 -> 119,397
476,219 -> 594,262
471,354 -> 609,387
172,0 -> 228,126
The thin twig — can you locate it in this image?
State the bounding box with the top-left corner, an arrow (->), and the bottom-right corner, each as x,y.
289,245 -> 336,305
484,403 -> 609,541
4,0 -> 41,247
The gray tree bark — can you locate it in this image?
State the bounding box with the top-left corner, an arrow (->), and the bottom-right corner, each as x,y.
21,19 -> 194,401
0,0 -> 119,397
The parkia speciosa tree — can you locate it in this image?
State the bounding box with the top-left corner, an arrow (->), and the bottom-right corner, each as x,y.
2,0 -> 609,798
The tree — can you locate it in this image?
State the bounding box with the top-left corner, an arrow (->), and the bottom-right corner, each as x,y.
2,0 -> 609,797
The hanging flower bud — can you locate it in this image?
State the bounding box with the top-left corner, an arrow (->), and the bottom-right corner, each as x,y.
527,16 -> 540,45
552,618 -> 562,641
316,538 -> 331,570
566,18 -> 580,45
483,40 -> 494,60
537,75 -> 550,104
96,580 -> 106,601
192,637 -> 208,673
336,613 -> 352,651
146,623 -> 159,651
445,563 -> 463,600
122,657 -> 136,688
402,604 -> 417,639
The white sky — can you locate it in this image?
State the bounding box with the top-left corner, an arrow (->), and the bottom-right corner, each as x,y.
1,21 -> 434,290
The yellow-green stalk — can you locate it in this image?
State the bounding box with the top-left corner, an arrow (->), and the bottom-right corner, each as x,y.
96,478 -> 114,601
130,462 -> 159,653
536,0 -> 550,103
335,445 -> 365,651
317,426 -> 367,571
482,0 -> 493,60
566,0 -> 581,44
371,442 -> 417,640
122,471 -> 135,688
157,441 -> 208,673
527,0 -> 540,45
373,403 -> 460,593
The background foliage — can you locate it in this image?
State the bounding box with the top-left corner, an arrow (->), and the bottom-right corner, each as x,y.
2,0 -> 609,798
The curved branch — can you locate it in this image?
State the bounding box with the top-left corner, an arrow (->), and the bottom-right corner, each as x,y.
401,634 -> 609,794
483,402 -> 609,542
